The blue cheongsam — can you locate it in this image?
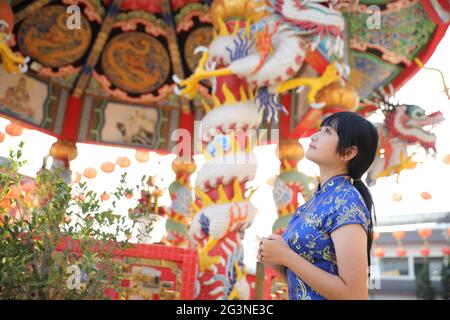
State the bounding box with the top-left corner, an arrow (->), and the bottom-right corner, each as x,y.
281,174 -> 371,300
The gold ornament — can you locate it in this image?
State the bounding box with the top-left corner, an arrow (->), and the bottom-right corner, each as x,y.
316,81 -> 360,111
211,0 -> 268,30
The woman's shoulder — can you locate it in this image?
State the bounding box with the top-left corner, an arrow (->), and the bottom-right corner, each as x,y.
335,181 -> 365,202
329,183 -> 370,217
321,183 -> 370,231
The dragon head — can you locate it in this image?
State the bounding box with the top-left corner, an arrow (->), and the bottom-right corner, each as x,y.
366,86 -> 445,153
385,104 -> 444,152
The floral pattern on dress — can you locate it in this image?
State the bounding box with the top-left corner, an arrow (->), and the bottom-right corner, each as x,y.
282,175 -> 371,300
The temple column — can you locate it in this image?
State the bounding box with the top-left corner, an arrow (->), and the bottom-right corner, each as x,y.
166,157 -> 197,247
272,139 -> 313,235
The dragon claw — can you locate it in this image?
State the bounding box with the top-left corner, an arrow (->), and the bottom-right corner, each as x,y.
172,74 -> 181,84
194,46 -> 209,55
172,75 -> 200,100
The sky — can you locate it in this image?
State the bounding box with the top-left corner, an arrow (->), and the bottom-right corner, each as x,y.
0,28 -> 449,274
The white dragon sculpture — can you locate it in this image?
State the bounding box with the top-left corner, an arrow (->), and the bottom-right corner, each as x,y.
174,0 -> 349,121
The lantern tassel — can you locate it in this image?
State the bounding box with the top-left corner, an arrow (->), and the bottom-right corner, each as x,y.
414,58 -> 450,100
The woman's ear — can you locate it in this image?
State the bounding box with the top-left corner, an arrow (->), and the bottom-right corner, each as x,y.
342,146 -> 358,162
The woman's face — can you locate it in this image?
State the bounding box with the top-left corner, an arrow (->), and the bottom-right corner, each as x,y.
305,125 -> 342,165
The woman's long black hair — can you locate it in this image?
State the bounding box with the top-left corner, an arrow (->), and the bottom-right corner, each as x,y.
320,111 -> 379,273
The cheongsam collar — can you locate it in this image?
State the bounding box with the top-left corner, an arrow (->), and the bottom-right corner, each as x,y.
314,174 -> 351,196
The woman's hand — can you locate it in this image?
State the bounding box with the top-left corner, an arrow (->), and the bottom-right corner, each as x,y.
257,234 -> 292,266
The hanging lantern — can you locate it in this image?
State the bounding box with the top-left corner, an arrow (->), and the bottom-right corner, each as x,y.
392,231 -> 406,241
420,192 -> 432,200
418,228 -> 432,239
101,162 -> 115,173
100,192 -> 110,201
0,131 -> 5,143
373,231 -> 380,241
392,193 -> 403,201
443,154 -> 450,165
50,140 -> 78,162
124,190 -> 133,199
447,227 -> 450,237
116,156 -> 131,168
374,247 -> 384,258
135,150 -> 150,163
83,167 -> 97,179
420,246 -> 430,257
396,247 -> 407,258
442,246 -> 450,257
5,123 -> 24,136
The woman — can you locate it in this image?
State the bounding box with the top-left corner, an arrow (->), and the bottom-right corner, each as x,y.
257,111 -> 378,300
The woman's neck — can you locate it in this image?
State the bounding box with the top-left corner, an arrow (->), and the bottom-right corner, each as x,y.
319,166 -> 349,187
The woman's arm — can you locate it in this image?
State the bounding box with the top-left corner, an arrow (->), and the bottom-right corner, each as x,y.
260,225 -> 369,300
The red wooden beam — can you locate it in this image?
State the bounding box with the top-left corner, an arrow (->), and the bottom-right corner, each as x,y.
60,95 -> 83,142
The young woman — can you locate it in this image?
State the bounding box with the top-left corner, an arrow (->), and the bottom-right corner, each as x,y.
257,111 -> 379,300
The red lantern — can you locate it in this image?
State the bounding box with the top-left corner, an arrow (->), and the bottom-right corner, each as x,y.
392,231 -> 406,241
373,231 -> 380,241
418,228 -> 432,239
5,123 -> 24,136
101,162 -> 115,173
420,192 -> 432,200
135,150 -> 150,163
116,156 -> 131,168
447,227 -> 450,237
420,247 -> 430,257
442,246 -> 450,257
374,247 -> 384,258
443,154 -> 450,165
124,191 -> 133,199
100,192 -> 110,201
0,131 -> 5,143
396,247 -> 407,257
83,167 -> 97,179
